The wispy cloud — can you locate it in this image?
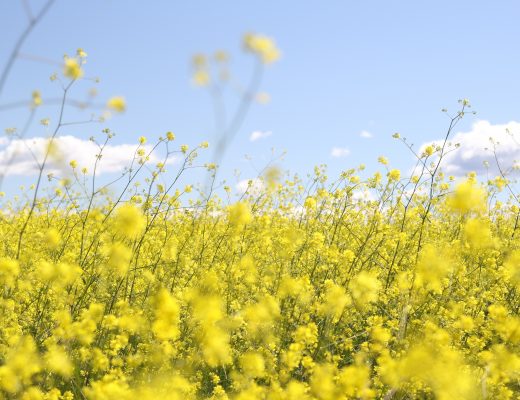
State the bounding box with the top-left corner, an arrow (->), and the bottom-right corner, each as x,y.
331,147 -> 350,158
419,120 -> 520,176
352,189 -> 376,201
249,130 -> 272,142
236,178 -> 264,195
360,130 -> 373,139
0,135 -> 169,177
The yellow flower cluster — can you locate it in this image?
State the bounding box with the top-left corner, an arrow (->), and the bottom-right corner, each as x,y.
243,33 -> 281,64
4,20 -> 520,396
107,96 -> 126,113
190,33 -> 280,89
2,158 -> 520,399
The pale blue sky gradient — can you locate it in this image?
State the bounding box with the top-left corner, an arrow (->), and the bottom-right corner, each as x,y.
1,0 -> 520,193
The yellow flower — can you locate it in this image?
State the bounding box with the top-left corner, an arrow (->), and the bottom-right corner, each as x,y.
240,352 -> 265,378
504,250 -> 520,289
447,179 -> 486,214
45,345 -> 73,378
304,196 -> 317,210
337,363 -> 371,398
63,57 -> 83,79
256,92 -> 271,104
243,33 -> 281,64
0,257 -> 20,288
76,48 -> 88,58
388,169 -> 401,181
415,244 -> 451,294
192,53 -> 207,68
113,203 -> 146,238
423,145 -> 434,157
318,280 -> 350,320
214,50 -> 229,63
107,96 -> 126,112
31,90 -> 42,107
228,202 -> 252,228
152,288 -> 180,341
463,218 -> 494,249
0,336 -> 41,394
106,242 -> 132,276
44,227 -> 61,250
193,69 -> 210,86
350,271 -> 381,307
311,363 -> 337,400
494,176 -> 507,191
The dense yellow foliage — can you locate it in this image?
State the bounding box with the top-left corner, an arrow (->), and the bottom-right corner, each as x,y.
0,26 -> 518,399
1,157 -> 520,399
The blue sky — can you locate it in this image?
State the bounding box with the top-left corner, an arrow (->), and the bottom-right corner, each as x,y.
1,0 -> 520,195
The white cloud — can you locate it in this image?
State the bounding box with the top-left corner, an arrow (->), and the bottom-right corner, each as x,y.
0,135 -> 170,177
249,130 -> 272,142
236,178 -> 264,195
331,147 -> 350,158
352,189 -> 376,202
419,120 -> 520,176
360,130 -> 373,138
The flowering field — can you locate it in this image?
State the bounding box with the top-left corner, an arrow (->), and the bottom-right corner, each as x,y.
2,8 -> 520,400
2,132 -> 520,399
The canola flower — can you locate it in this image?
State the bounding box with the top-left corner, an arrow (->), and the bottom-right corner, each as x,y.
63,57 -> 83,80
243,33 -> 281,64
107,96 -> 126,113
1,154 -> 520,399
448,178 -> 487,214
